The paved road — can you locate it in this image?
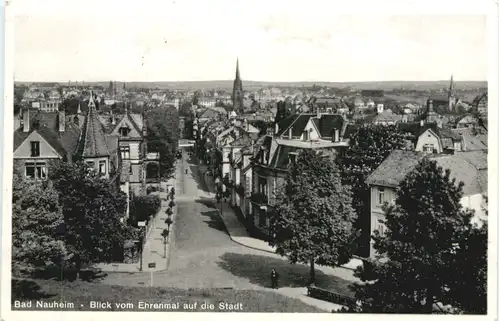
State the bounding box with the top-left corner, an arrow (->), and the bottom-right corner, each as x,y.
101,151 -> 354,297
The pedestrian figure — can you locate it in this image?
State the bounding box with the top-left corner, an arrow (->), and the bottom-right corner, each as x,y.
185,169 -> 188,175
270,268 -> 279,289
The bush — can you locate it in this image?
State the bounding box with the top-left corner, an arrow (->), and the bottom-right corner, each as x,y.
128,195 -> 161,226
169,200 -> 176,208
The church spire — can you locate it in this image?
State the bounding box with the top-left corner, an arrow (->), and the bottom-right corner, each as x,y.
235,57 -> 240,80
232,57 -> 244,111
449,74 -> 456,96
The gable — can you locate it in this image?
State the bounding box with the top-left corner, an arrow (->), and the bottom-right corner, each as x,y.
111,116 -> 141,138
14,130 -> 62,158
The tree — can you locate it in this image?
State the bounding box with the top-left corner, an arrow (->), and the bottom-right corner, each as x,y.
11,174 -> 68,275
270,149 -> 357,284
49,162 -> 129,277
446,196 -> 487,314
350,159 -> 481,313
179,101 -> 193,118
146,106 -> 180,179
336,124 -> 409,257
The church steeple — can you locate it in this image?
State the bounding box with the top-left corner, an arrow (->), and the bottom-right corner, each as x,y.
449,75 -> 456,96
448,74 -> 457,111
232,58 -> 243,112
235,58 -> 241,81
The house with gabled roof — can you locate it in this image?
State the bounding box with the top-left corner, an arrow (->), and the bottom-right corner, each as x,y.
248,133 -> 342,236
414,124 -> 463,154
99,107 -> 147,195
365,149 -> 488,258
14,92 -> 131,218
275,113 -> 349,147
13,108 -> 81,180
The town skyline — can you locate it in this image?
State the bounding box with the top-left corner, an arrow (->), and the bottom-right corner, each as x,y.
12,0 -> 489,82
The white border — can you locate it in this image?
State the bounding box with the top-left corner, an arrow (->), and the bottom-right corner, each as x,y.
2,0 -> 498,321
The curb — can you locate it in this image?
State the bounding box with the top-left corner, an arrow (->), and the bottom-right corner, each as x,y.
211,203 -> 277,254
199,169 -> 360,273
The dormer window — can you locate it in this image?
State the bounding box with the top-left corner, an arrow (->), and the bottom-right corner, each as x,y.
119,127 -> 130,137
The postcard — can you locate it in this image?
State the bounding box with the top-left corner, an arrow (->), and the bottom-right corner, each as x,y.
1,0 -> 497,320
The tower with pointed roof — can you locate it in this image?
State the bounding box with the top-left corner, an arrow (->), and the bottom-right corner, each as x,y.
448,74 -> 457,111
232,58 -> 244,112
80,91 -> 111,178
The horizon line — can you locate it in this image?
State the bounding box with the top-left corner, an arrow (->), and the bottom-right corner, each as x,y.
14,79 -> 488,84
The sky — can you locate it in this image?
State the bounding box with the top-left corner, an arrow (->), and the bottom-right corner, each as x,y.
11,0 -> 491,82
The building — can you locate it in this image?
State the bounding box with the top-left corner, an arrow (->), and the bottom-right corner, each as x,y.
32,99 -> 62,112
99,108 -> 147,196
373,109 -> 403,126
365,149 -> 487,257
13,108 -> 81,179
414,125 -> 463,154
232,58 -> 244,112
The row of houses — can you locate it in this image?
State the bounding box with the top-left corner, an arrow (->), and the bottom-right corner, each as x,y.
13,92 -> 152,220
198,107 -> 488,258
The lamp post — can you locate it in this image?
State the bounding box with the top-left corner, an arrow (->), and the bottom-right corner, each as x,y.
137,221 -> 146,271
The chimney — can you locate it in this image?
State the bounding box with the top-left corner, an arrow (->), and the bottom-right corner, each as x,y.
22,108 -> 30,132
111,111 -> 116,125
288,128 -> 292,139
334,129 -> 340,142
275,123 -> 279,134
420,120 -> 424,127
58,110 -> 65,132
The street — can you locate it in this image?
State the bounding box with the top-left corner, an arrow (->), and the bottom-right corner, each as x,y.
101,151 -> 355,298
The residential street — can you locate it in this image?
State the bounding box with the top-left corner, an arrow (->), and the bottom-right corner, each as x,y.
100,151 -> 356,310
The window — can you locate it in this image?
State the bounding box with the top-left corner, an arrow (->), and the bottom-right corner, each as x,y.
25,162 -> 47,180
245,176 -> 251,195
30,141 -> 40,157
86,161 -> 95,168
303,130 -> 309,141
376,220 -> 386,235
129,165 -> 133,175
377,188 -> 385,206
99,160 -> 106,174
423,144 -> 434,153
120,146 -> 130,159
119,127 -> 129,137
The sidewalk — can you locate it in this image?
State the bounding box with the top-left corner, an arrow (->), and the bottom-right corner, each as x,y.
200,166 -> 364,273
96,174 -> 178,273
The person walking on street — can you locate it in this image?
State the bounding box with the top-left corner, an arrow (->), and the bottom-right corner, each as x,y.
270,268 -> 279,289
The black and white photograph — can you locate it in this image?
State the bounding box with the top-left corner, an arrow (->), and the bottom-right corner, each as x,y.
1,0 -> 497,318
